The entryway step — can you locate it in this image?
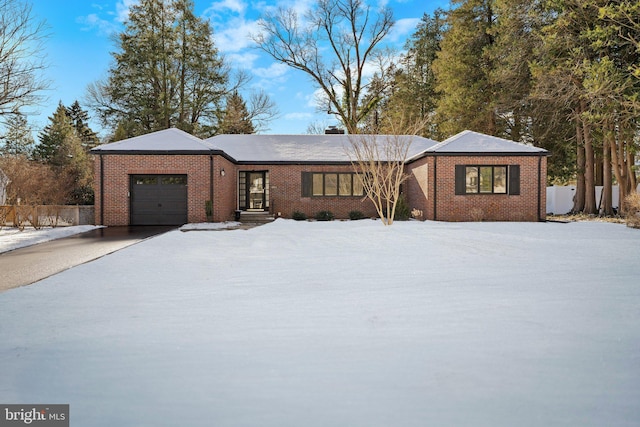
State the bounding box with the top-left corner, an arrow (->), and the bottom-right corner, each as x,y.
238,211 -> 275,224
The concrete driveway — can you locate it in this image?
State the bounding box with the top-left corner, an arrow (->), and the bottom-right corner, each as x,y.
0,226 -> 175,292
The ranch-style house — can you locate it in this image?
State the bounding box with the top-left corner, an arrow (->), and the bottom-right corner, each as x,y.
91,128 -> 548,225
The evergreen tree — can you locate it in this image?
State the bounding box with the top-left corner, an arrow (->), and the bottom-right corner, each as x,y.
33,103 -> 69,163
531,0 -> 603,214
87,0 -> 228,137
0,114 -> 34,156
218,92 -> 255,134
383,11 -> 445,139
33,103 -> 93,204
66,101 -> 100,151
433,0 -> 498,137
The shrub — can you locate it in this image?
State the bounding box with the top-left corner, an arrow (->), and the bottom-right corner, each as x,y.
624,193 -> 640,229
292,210 -> 307,221
393,194 -> 411,221
349,210 -> 365,220
314,210 -> 334,221
469,208 -> 485,222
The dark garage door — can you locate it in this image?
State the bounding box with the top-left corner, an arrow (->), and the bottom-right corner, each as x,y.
130,175 -> 188,225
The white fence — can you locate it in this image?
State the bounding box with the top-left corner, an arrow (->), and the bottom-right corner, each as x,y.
547,185 -> 640,215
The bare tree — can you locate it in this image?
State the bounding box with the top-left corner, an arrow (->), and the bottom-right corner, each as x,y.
0,0 -> 49,119
252,0 -> 395,134
247,90 -> 280,133
348,117 -> 425,225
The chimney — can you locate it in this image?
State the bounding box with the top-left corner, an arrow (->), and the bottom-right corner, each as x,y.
325,126 -> 345,134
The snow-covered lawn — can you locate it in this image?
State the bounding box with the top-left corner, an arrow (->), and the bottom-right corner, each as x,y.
1,219 -> 639,426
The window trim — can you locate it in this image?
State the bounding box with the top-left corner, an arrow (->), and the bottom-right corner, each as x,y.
302,172 -> 364,197
455,164 -> 519,195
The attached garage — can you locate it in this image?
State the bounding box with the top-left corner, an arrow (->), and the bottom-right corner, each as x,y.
130,175 -> 188,225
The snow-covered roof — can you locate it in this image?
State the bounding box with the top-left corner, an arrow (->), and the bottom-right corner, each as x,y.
91,128 -> 546,162
91,128 -> 212,153
420,130 -> 548,156
205,134 -> 439,163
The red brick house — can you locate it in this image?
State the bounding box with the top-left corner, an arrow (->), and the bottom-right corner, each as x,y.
91,128 -> 548,225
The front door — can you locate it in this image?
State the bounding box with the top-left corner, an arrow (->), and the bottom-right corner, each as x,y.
245,172 -> 266,211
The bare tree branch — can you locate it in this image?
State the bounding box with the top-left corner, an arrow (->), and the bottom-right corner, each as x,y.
0,0 -> 49,119
347,116 -> 426,225
252,0 -> 395,134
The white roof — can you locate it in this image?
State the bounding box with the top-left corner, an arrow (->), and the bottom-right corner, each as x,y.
205,134 -> 438,163
425,130 -> 548,154
91,128 -> 546,162
92,128 -> 211,152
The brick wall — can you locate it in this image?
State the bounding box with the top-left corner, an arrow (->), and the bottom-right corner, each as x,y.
406,155 -> 547,222
212,156 -> 237,221
95,152 -> 546,225
94,154 -> 212,226
238,164 -> 378,220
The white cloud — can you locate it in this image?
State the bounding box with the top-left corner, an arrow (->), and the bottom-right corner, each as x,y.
388,17 -> 420,43
76,13 -> 118,35
253,63 -> 289,80
226,52 -> 260,70
115,0 -> 138,23
213,17 -> 258,53
205,0 -> 247,16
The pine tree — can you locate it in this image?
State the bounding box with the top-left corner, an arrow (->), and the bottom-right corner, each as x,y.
88,0 -> 228,137
33,103 -> 69,163
433,0 -> 498,137
66,101 -> 100,151
218,92 -> 255,134
383,11 -> 445,139
0,114 -> 34,156
33,103 -> 93,204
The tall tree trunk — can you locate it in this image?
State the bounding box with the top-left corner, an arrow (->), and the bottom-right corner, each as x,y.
601,123 -> 613,216
610,126 -> 625,211
626,148 -> 637,193
581,101 -> 596,214
573,121 -> 585,213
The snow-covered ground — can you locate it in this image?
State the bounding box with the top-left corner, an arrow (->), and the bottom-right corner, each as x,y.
1,219 -> 639,426
0,225 -> 101,254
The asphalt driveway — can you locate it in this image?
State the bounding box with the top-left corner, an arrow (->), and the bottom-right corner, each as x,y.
0,226 -> 175,292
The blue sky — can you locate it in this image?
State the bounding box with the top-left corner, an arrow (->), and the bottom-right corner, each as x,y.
28,0 -> 449,137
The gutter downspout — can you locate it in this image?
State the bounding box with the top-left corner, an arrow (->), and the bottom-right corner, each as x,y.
100,154 -> 104,225
433,156 -> 438,221
538,154 -> 543,222
209,155 -> 214,221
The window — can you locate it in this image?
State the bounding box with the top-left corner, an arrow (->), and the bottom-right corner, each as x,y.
302,172 -> 365,197
161,176 -> 187,185
455,165 -> 519,195
135,177 -> 157,185
325,174 -> 338,196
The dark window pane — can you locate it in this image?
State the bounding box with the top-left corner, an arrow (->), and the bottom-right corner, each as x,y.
161,176 -> 187,185
325,174 -> 338,196
480,167 -> 493,193
494,167 -> 507,193
312,173 -> 324,196
339,174 -> 352,195
466,167 -> 478,193
136,177 -> 157,185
